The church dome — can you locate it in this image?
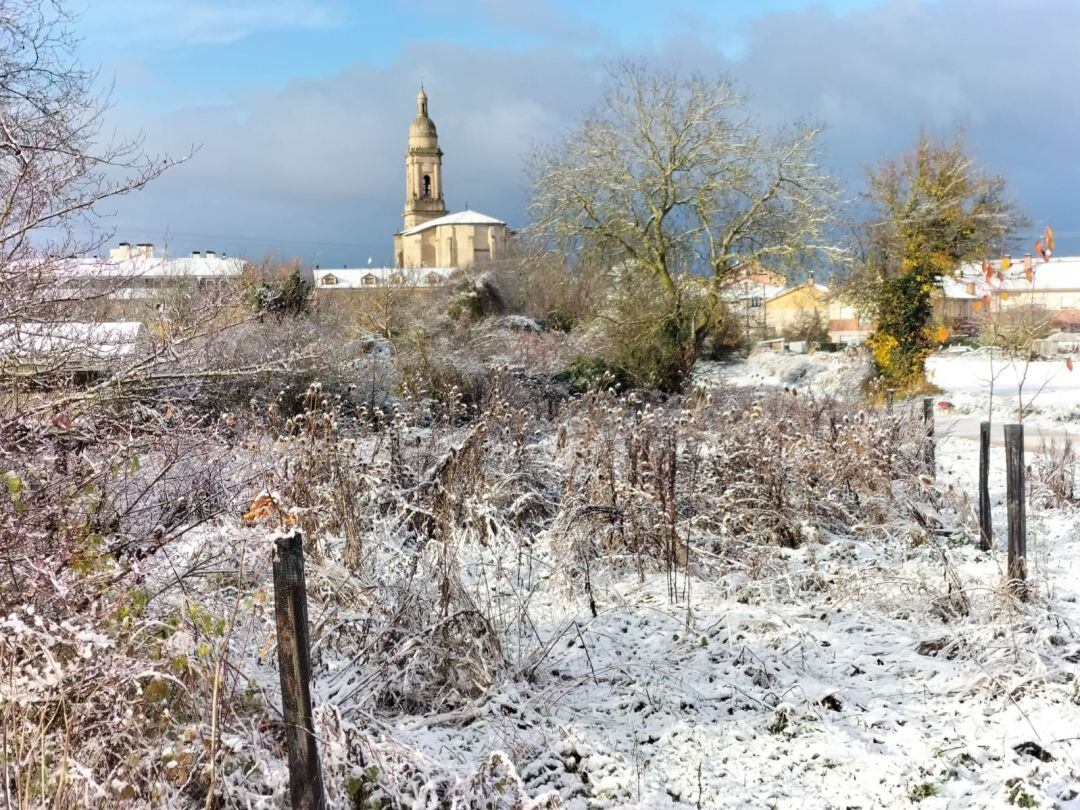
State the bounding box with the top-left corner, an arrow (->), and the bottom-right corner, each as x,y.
409,114 -> 437,139
409,87 -> 438,146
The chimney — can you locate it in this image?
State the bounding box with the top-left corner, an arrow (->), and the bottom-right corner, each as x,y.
191,251 -> 201,257
205,251 -> 216,258
110,242 -> 133,260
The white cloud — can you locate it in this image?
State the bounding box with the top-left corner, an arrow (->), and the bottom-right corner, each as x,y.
93,0 -> 1080,263
85,0 -> 345,48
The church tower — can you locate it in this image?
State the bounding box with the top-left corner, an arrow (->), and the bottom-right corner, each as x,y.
402,86 -> 446,230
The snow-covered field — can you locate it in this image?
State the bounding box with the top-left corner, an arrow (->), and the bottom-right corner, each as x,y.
306,357 -> 1076,808
619,349 -> 1080,808
15,350 -> 1078,808
693,350 -> 874,401
368,465 -> 1080,807
927,349 -> 1080,427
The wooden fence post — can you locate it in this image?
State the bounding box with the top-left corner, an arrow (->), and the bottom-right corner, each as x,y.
978,421 -> 992,551
273,530 -> 327,810
886,388 -> 895,412
1004,424 -> 1027,600
922,397 -> 935,478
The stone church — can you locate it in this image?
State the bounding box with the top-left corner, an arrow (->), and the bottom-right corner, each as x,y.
393,87 -> 509,270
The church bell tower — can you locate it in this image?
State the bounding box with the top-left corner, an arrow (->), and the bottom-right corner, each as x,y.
403,86 -> 447,230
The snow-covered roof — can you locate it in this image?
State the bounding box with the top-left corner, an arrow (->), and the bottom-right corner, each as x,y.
400,209 -> 505,236
944,256 -> 1080,299
0,321 -> 143,360
55,255 -> 246,279
313,267 -> 454,289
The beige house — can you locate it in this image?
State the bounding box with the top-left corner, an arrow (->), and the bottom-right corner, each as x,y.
392,87 -> 509,270
763,281 -> 830,332
762,279 -> 873,345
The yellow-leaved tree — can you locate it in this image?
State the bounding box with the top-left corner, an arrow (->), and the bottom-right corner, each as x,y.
845,134 -> 1021,390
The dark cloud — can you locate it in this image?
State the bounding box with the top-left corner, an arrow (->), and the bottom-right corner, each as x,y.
94,0 -> 1080,264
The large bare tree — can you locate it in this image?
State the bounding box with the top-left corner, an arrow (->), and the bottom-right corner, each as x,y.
529,62 -> 839,385
0,0 -> 185,322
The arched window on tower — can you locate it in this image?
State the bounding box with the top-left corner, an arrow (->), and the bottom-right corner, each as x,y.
422,174 -> 431,198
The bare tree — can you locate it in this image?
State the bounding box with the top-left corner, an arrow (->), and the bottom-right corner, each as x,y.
528,62 -> 839,385
0,1 -> 187,323
978,282 -> 1057,422
0,0 -> 322,581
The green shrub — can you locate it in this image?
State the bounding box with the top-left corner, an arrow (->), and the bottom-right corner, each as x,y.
562,356 -> 633,393
546,308 -> 576,333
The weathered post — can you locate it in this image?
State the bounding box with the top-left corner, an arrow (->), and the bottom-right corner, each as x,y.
1004,424 -> 1027,600
886,388 -> 895,412
922,397 -> 935,478
978,421 -> 992,551
272,530 -> 327,810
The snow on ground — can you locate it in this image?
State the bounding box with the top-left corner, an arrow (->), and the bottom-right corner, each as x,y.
357,439 -> 1080,807
927,349 -> 1080,427
519,350 -> 1080,807
693,351 -> 873,402
177,350 -> 1078,808
317,444 -> 1077,806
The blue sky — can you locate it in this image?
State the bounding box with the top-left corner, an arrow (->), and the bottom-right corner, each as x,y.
72,0 -> 1080,266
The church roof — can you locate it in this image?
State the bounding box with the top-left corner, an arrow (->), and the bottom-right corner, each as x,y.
400,210 -> 506,236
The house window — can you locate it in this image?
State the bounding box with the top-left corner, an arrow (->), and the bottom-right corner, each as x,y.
390,273 -> 405,285
362,274 -> 377,286
322,274 -> 337,286
426,272 -> 441,285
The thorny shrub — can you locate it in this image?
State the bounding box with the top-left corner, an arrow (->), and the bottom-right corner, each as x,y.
1030,436 -> 1078,508
552,385 -> 932,599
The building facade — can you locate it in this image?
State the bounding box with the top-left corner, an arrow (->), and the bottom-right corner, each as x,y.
313,266 -> 453,289
401,87 -> 447,231
392,87 -> 508,270
395,210 -> 508,270
938,255 -> 1080,332
761,279 -> 873,345
53,243 -> 245,318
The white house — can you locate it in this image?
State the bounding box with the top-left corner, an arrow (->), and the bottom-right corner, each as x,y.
940,255 -> 1080,330
54,243 -> 246,300
313,266 -> 454,290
